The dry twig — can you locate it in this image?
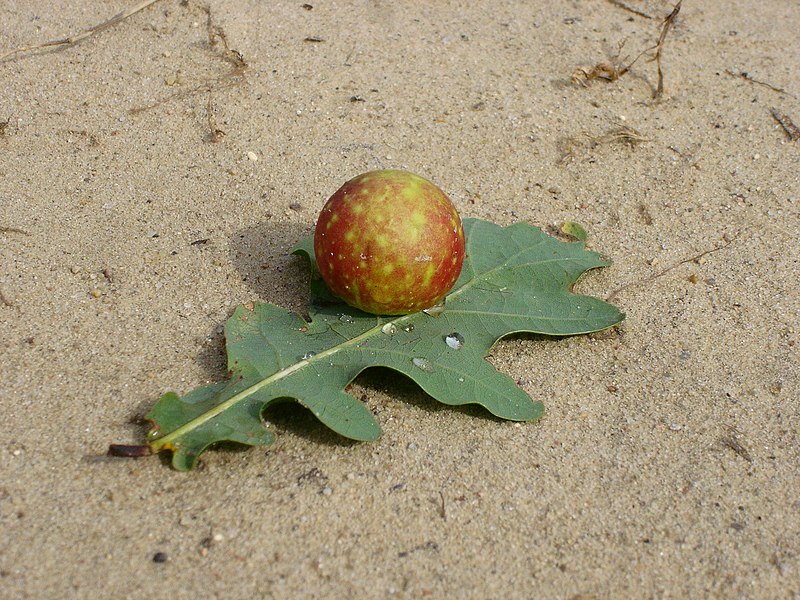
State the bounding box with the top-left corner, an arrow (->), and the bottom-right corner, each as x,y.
0,0 -> 164,62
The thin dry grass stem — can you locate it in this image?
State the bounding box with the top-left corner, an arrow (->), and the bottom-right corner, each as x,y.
605,0 -> 654,19
0,0 -> 164,62
726,70 -> 796,99
605,234 -> 738,302
649,0 -> 682,99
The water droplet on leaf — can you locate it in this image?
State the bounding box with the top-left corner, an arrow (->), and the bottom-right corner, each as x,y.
458,377 -> 465,382
302,351 -> 316,359
423,302 -> 445,317
338,314 -> 354,323
412,357 -> 433,372
444,332 -> 465,350
402,323 -> 415,333
381,323 -> 397,335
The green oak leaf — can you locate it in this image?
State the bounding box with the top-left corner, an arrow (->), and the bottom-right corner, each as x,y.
145,218 -> 624,470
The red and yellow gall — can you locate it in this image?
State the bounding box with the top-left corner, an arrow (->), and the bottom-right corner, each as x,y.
314,170 -> 465,315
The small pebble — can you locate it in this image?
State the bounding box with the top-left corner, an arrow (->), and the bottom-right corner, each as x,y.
152,552 -> 168,563
247,151 -> 259,161
90,288 -> 102,298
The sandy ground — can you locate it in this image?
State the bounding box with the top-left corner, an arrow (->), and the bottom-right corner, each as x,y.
1,0 -> 798,598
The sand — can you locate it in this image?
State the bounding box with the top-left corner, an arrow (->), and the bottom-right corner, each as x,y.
1,0 -> 798,598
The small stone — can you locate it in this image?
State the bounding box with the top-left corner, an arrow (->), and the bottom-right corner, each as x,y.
152,552 -> 168,563
247,151 -> 259,161
90,288 -> 102,298
70,266 -> 81,274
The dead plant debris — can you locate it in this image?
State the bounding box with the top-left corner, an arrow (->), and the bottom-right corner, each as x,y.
771,109 -> 800,142
606,0 -> 654,20
726,70 -> 796,99
605,233 -> 738,302
573,0 -> 682,99
720,425 -> 753,463
129,4 -> 247,116
0,0 -> 165,62
205,96 -> 225,143
0,226 -> 30,235
204,4 -> 247,74
637,203 -> 654,225
559,124 -> 649,164
571,41 -> 643,87
650,0 -> 682,99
